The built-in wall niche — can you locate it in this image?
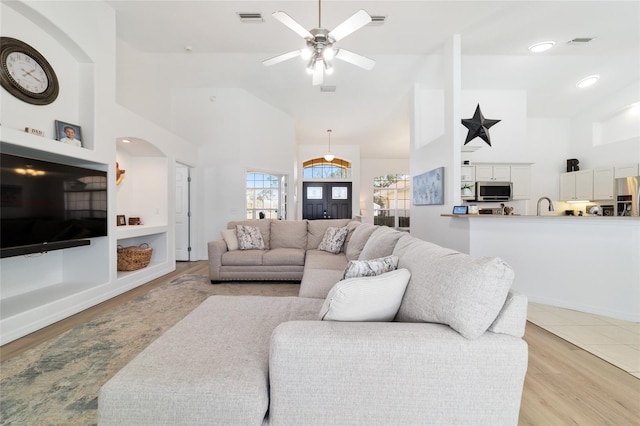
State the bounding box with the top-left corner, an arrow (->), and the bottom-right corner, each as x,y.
593,101 -> 640,146
116,137 -> 167,228
1,2 -> 95,149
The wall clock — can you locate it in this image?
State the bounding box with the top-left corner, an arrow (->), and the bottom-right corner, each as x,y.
0,37 -> 59,105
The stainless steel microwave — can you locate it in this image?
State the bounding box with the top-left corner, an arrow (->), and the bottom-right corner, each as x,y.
475,181 -> 513,201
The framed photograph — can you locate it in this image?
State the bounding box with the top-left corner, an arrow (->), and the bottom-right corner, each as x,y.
412,167 -> 444,205
54,120 -> 82,147
117,215 -> 126,226
452,205 -> 468,215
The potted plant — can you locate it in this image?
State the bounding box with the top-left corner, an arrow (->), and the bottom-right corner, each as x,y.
461,183 -> 474,196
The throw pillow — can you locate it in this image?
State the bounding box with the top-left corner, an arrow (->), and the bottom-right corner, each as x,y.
345,223 -> 377,260
342,255 -> 399,280
221,228 -> 238,251
236,225 -> 265,250
317,226 -> 349,254
359,226 -> 406,260
395,248 -> 513,339
319,269 -> 411,322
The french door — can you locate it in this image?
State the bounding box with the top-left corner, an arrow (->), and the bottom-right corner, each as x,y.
302,182 -> 352,220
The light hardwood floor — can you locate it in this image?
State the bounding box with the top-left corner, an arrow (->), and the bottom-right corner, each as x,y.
2,261 -> 639,424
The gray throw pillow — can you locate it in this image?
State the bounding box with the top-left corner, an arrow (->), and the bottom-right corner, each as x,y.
359,226 -> 405,260
236,225 -> 265,250
395,250 -> 513,339
317,227 -> 349,254
342,255 -> 399,280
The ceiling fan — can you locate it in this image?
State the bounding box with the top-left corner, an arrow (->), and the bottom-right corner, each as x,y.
263,0 -> 376,85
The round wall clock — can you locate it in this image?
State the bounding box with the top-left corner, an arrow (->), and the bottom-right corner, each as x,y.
0,37 -> 59,105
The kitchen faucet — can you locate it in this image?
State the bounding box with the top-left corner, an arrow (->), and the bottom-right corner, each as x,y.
537,197 -> 555,216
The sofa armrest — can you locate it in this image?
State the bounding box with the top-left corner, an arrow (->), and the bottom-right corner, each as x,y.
269,321 -> 527,426
207,240 -> 228,282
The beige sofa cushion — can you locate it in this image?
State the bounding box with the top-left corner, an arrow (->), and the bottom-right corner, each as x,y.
228,220 -> 272,249
271,220 -> 308,250
263,248 -> 306,266
359,226 -> 406,260
394,236 -> 513,339
345,223 -> 377,260
222,250 -> 263,266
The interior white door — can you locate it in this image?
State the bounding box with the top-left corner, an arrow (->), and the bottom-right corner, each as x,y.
175,164 -> 190,261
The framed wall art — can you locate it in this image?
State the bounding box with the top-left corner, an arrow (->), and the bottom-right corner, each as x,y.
412,167 -> 444,205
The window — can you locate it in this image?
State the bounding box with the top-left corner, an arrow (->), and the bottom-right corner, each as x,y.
303,158 -> 351,179
373,174 -> 410,229
246,172 -> 285,220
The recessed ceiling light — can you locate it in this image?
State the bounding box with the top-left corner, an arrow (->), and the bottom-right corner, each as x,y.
528,41 -> 555,53
121,139 -> 131,143
576,75 -> 600,89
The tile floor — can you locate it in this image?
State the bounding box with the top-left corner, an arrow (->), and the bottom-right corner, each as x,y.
527,302 -> 640,379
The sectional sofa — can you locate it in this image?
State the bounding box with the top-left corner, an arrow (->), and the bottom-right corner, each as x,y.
99,219 -> 529,425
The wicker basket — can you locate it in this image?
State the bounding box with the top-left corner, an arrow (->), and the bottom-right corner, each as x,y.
117,243 -> 153,271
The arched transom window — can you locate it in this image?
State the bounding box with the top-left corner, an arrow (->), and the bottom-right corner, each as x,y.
303,158 -> 351,179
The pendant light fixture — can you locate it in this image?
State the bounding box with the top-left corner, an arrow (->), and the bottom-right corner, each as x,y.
324,129 -> 335,162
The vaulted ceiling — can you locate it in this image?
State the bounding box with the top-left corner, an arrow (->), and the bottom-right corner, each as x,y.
108,1 -> 640,158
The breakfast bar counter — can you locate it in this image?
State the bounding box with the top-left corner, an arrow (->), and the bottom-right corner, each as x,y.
441,214 -> 640,322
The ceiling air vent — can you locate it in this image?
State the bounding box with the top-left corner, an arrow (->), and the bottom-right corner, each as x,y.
320,86 -> 336,93
368,15 -> 387,26
568,37 -> 594,44
237,13 -> 264,23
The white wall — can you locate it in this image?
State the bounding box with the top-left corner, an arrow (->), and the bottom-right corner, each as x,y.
411,36 -> 468,252
170,88 -> 296,259
569,81 -> 640,169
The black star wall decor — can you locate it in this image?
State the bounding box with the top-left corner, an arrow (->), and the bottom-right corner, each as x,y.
461,104 -> 501,146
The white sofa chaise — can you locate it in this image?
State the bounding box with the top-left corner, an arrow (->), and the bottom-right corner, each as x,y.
99,224 -> 528,425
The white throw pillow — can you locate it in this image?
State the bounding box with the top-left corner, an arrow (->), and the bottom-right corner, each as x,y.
236,225 -> 265,250
221,229 -> 238,251
319,269 -> 411,322
317,226 -> 349,254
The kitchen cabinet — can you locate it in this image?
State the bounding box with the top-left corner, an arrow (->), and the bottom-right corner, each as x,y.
560,170 -> 593,201
615,164 -> 639,178
510,165 -> 531,200
460,165 -> 475,199
593,167 -> 614,201
475,165 -> 510,181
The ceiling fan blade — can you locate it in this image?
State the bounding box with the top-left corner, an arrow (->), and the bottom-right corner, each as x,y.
272,11 -> 313,39
263,50 -> 302,67
335,49 -> 376,70
312,61 -> 324,85
328,9 -> 372,41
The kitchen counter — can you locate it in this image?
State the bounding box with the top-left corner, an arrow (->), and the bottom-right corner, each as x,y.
442,213 -> 640,322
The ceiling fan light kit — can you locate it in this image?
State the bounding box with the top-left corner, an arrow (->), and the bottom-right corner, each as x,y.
263,0 -> 375,85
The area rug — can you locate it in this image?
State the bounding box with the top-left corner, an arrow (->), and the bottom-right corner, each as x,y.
0,275 -> 299,426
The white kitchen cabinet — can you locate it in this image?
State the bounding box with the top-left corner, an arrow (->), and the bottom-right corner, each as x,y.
593,167 -> 615,201
461,165 -> 475,182
615,164 -> 639,178
510,165 -> 531,200
560,170 -> 593,201
475,165 -> 510,181
460,165 -> 476,199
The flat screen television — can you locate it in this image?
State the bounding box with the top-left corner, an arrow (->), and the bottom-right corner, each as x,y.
1,152 -> 108,258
